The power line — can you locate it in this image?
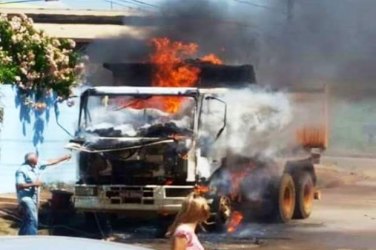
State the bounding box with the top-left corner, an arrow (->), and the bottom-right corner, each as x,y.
102,0 -> 153,12
0,0 -> 43,4
287,0 -> 295,22
103,0 -> 132,9
233,0 -> 287,14
115,0 -> 158,10
127,0 -> 159,9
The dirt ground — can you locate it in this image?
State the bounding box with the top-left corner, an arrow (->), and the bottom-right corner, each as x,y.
1,156 -> 375,250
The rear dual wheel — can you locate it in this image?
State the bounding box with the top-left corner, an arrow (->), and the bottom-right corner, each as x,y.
293,172 -> 314,219
275,171 -> 314,222
275,173 -> 296,223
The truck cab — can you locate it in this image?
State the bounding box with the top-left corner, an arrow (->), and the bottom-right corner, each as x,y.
68,86 -> 227,215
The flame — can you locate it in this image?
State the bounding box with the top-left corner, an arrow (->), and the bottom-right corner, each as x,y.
116,97 -> 183,114
227,211 -> 244,233
229,171 -> 247,202
194,185 -> 210,195
150,37 -> 200,88
201,53 -> 223,64
229,166 -> 254,202
119,37 -> 223,113
149,37 -> 201,113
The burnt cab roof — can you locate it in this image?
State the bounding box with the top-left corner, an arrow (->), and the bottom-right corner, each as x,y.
81,86 -> 231,97
82,86 -> 199,97
103,62 -> 256,87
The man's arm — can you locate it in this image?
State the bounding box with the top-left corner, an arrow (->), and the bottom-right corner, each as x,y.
45,154 -> 71,167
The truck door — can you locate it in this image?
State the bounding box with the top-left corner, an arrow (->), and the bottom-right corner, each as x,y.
196,94 -> 227,179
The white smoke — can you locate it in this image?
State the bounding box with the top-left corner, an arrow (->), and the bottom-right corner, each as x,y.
82,86 -> 294,158
200,86 -> 293,159
87,107 -> 168,135
84,96 -> 195,137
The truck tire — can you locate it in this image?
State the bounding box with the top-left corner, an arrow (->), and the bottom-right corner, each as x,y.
206,195 -> 232,232
293,172 -> 314,219
274,173 -> 296,223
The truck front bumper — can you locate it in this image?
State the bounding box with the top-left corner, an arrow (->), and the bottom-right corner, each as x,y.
74,185 -> 194,214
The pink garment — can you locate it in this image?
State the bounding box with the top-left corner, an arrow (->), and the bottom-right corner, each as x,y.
174,224 -> 204,250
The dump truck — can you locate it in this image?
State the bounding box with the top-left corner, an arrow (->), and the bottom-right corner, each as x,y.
67,80 -> 327,227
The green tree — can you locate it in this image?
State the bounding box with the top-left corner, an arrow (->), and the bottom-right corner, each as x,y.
0,14 -> 84,101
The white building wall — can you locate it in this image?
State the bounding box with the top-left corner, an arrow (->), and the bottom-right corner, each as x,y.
0,85 -> 79,193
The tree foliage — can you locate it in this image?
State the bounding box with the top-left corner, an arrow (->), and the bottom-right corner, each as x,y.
0,14 -> 84,99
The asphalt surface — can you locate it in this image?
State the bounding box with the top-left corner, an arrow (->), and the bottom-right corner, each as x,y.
132,180 -> 376,250
121,161 -> 376,250
94,162 -> 375,250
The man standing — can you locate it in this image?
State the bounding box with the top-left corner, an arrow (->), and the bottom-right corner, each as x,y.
15,152 -> 71,235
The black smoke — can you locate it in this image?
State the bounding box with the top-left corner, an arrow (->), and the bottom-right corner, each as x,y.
85,0 -> 376,88
256,0 -> 376,87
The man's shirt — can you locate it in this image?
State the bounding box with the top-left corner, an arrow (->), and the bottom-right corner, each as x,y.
15,163 -> 47,204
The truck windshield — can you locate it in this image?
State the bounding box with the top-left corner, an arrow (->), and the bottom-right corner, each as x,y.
81,94 -> 196,138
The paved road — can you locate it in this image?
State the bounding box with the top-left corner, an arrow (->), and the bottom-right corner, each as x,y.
322,155 -> 376,178
136,179 -> 376,250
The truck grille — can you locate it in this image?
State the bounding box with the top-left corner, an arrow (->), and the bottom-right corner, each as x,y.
75,186 -> 97,196
106,187 -> 154,204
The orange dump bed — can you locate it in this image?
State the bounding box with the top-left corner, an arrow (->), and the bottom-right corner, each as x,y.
296,126 -> 328,149
290,86 -> 329,149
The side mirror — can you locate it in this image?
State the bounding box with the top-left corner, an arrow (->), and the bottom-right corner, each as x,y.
54,96 -> 78,138
204,96 -> 227,140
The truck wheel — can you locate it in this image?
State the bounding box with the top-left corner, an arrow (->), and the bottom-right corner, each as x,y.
293,172 -> 314,219
207,196 -> 232,232
274,173 -> 295,223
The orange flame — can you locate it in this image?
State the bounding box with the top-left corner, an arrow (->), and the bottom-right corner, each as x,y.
229,166 -> 253,202
201,53 -> 223,64
149,37 -> 201,113
121,37 -> 223,113
194,185 -> 210,195
227,211 -> 244,233
230,171 -> 246,202
150,37 -> 200,88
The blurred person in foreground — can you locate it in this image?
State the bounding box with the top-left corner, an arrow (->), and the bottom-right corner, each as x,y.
15,152 -> 71,235
166,193 -> 210,250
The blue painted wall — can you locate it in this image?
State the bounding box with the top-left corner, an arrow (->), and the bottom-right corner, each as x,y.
0,85 -> 80,193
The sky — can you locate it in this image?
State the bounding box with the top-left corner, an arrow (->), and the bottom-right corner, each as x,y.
55,0 -> 164,10
14,0 -> 171,11
1,0 -> 269,11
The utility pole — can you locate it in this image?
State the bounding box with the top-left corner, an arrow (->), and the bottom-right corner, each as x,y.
285,0 -> 295,86
287,0 -> 295,23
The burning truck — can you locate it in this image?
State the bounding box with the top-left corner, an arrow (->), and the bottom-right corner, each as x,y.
66,38 -> 326,230
66,66 -> 325,228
